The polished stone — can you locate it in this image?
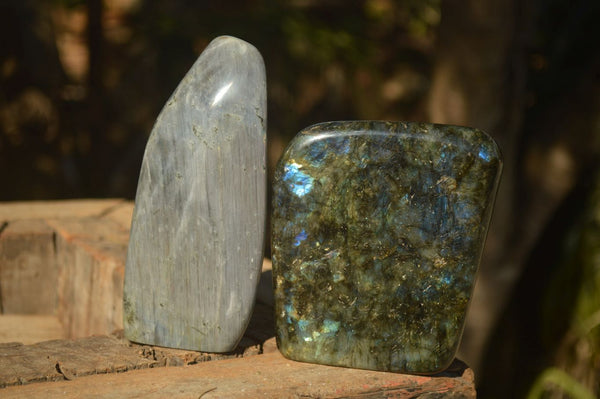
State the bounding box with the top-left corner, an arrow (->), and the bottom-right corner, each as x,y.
123,36 -> 266,352
272,121 -> 502,373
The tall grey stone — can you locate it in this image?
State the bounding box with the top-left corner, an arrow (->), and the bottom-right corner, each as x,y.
123,36 -> 266,352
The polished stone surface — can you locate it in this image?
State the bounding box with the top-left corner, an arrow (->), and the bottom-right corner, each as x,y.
124,36 -> 266,352
272,121 -> 501,373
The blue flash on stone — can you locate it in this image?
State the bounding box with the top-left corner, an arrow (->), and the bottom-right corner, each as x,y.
478,146 -> 491,162
294,230 -> 308,246
298,319 -> 310,331
440,275 -> 453,285
284,302 -> 297,324
272,121 -> 502,374
332,272 -> 344,283
322,319 -> 340,335
283,162 -> 314,197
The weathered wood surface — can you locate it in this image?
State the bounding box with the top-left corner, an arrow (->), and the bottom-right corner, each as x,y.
124,36 -> 267,352
0,199 -> 131,223
0,298 -> 273,388
1,337 -> 475,398
0,331 -> 267,389
0,199 -> 133,337
0,315 -> 64,344
49,216 -> 129,338
0,335 -> 154,387
0,219 -> 58,314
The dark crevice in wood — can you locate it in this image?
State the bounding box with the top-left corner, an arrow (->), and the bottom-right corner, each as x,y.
52,231 -> 58,256
54,362 -> 73,381
0,221 -> 8,237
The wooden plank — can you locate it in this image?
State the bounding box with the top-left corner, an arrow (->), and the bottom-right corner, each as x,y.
0,339 -> 475,398
101,201 -> 134,231
0,335 -> 155,387
0,331 -> 265,388
124,36 -> 267,352
0,199 -> 130,319
0,199 -> 125,222
0,297 -> 273,387
46,217 -> 129,338
0,315 -> 64,344
0,220 -> 58,314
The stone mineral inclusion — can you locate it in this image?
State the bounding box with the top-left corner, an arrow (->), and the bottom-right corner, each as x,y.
272,121 -> 502,373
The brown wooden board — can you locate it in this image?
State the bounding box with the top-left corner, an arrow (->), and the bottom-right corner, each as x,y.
48,216 -> 129,338
0,219 -> 58,314
1,338 -> 475,398
0,199 -> 127,222
0,332 -> 266,388
0,315 -> 64,344
0,200 -> 134,338
0,297 -> 274,388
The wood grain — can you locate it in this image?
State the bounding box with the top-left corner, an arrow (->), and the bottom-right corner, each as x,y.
0,315 -> 64,344
0,220 -> 58,314
1,338 -> 475,398
0,200 -> 133,338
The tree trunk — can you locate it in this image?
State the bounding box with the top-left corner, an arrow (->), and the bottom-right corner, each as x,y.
427,0 -> 532,372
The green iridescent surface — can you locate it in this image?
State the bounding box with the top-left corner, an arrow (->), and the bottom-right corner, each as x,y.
272,121 -> 502,374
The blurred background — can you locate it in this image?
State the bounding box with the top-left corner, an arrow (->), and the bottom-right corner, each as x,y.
0,0 -> 598,396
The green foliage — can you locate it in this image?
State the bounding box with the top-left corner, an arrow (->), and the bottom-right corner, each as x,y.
282,14 -> 363,66
527,368 -> 595,399
537,171 -> 600,398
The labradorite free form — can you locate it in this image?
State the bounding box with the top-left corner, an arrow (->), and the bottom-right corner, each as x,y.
272,121 -> 502,374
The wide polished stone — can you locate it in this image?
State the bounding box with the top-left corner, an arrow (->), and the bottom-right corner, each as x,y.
123,36 -> 266,352
272,121 -> 502,373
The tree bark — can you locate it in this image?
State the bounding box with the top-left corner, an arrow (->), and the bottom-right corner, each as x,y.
427,0 -> 532,372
